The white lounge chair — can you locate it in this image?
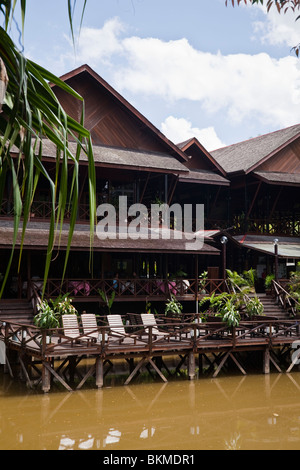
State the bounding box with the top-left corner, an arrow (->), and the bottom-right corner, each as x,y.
81,313 -> 100,341
107,314 -> 140,344
140,313 -> 170,341
62,314 -> 96,344
62,314 -> 81,340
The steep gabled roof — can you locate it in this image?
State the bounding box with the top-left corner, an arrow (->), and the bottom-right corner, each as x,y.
54,64 -> 188,164
211,124 -> 300,175
178,137 -> 227,177
177,137 -> 230,186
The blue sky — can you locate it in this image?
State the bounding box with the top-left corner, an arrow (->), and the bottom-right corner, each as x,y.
14,0 -> 300,150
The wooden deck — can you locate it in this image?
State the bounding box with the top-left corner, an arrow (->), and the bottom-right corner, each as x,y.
1,314 -> 300,392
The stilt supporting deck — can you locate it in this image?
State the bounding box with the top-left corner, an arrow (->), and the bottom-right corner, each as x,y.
96,357 -> 104,389
42,361 -> 51,393
188,352 -> 196,380
263,348 -> 270,375
213,350 -> 246,378
124,356 -> 168,386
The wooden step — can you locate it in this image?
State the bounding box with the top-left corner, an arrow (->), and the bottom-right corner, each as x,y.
0,300 -> 34,324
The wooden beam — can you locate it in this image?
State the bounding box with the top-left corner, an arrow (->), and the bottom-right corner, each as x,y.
139,172 -> 150,203
246,181 -> 262,219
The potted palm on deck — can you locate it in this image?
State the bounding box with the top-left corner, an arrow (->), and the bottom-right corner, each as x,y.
34,301 -> 59,344
164,295 -> 183,320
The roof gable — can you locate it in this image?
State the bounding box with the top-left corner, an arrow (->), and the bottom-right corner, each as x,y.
211,124 -> 300,175
53,64 -> 188,163
177,137 -> 227,177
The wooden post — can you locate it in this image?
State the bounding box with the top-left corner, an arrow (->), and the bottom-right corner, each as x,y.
188,351 -> 196,380
96,356 -> 104,388
42,361 -> 51,393
263,347 -> 270,375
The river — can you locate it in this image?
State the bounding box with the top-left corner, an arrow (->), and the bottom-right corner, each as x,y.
1,367 -> 300,451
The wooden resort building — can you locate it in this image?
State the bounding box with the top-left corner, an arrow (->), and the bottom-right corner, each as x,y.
0,64 -> 228,316
0,65 -> 300,391
0,64 -> 300,312
211,125 -> 300,287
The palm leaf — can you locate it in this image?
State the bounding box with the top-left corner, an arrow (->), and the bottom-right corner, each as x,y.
0,6 -> 96,297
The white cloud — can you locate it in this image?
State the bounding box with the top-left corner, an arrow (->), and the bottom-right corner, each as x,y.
161,116 -> 226,151
62,17 -> 300,135
252,4 -> 300,49
71,17 -> 125,66
112,35 -> 300,129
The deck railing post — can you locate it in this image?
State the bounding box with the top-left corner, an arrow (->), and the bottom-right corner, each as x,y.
149,325 -> 153,354
232,326 -> 236,348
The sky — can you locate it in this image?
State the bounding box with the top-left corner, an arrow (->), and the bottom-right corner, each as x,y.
12,0 -> 300,151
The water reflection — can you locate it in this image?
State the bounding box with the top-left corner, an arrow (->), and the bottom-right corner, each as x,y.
1,371 -> 300,450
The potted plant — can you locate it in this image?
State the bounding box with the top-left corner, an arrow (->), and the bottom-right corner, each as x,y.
52,295 -> 78,319
33,300 -> 59,343
164,294 -> 183,319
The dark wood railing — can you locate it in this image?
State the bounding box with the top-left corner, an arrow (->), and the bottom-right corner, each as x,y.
33,277 -> 228,302
2,315 -> 300,358
272,280 -> 300,318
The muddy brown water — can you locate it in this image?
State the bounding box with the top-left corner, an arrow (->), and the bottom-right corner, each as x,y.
1,366 -> 300,450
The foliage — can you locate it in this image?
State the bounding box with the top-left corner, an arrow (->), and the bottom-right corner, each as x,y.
226,268 -> 257,295
264,273 -> 275,290
243,268 -> 257,288
226,269 -> 250,288
245,297 -> 264,317
33,300 -> 59,329
34,294 -> 78,329
198,292 -> 241,326
98,289 -> 116,314
199,271 -> 208,293
289,262 -> 300,303
165,294 -> 183,318
221,300 -> 241,327
0,1 -> 96,297
51,294 -> 78,317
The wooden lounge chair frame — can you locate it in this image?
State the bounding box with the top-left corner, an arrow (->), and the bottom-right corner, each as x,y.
81,313 -> 101,342
61,314 -> 96,345
107,314 -> 141,344
140,313 -> 171,341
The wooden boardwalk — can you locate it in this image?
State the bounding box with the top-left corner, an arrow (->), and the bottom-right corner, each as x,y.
1,316 -> 300,392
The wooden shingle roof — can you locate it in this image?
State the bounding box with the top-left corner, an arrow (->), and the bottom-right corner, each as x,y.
37,140 -> 189,174
211,124 -> 300,175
